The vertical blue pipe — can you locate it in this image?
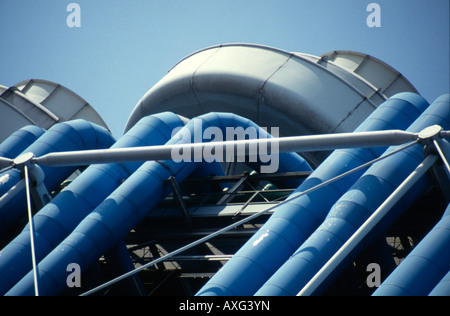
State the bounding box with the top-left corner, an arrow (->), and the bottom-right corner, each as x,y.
374,203 -> 450,296
0,120 -> 115,235
0,112 -> 184,295
0,126 -> 45,159
6,112 -> 309,296
256,94 -> 450,296
197,92 -> 429,296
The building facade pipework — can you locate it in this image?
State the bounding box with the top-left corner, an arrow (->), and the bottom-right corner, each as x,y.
5,112 -> 311,296
373,194 -> 450,295
0,126 -> 45,159
0,120 -> 115,236
0,112 -> 185,295
255,94 -> 450,296
197,92 -> 429,296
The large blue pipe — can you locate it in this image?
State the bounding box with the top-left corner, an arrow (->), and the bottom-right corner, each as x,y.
373,202 -> 450,296
0,120 -> 115,234
429,198 -> 450,297
0,126 -> 45,159
255,94 -> 450,296
0,112 -> 185,295
197,92 -> 429,296
7,112 -> 311,296
181,112 -> 313,181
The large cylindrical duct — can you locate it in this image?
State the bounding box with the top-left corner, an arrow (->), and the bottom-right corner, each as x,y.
125,44 -> 418,166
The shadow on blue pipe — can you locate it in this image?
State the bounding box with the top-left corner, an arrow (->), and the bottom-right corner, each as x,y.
0,126 -> 45,159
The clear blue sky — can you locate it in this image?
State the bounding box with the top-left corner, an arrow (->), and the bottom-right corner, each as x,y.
1,0 -> 449,138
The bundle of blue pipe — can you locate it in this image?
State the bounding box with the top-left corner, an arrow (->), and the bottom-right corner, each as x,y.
2,92 -> 448,296
374,203 -> 450,296
3,112 -> 311,296
254,94 -> 449,296
0,112 -> 185,295
0,120 -> 115,236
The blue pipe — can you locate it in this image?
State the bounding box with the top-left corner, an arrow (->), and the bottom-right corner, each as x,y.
188,112 -> 313,181
6,112 -> 310,296
0,112 -> 185,295
429,270 -> 450,296
197,92 -> 429,296
374,203 -> 450,296
0,120 -> 115,235
429,202 -> 450,297
102,241 -> 146,296
255,94 -> 450,296
0,126 -> 45,159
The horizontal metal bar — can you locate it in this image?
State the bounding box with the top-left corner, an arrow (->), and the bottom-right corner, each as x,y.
169,255 -> 233,262
34,130 -> 418,167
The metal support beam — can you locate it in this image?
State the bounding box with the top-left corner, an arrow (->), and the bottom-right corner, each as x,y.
433,138 -> 450,176
0,157 -> 12,170
216,172 -> 249,205
24,165 -> 40,297
80,141 -> 418,296
167,176 -> 193,230
297,154 -> 438,296
11,152 -> 53,297
34,129 -> 418,167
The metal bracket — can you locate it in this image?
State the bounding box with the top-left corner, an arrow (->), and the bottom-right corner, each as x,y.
166,176 -> 193,230
13,152 -> 51,211
418,125 -> 443,144
217,172 -> 250,206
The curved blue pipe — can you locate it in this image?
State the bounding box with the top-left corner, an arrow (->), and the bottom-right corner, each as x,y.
6,112 -> 310,296
0,126 -> 45,159
182,112 -> 313,182
0,112 -> 185,295
0,120 -> 115,235
256,94 -> 450,296
197,92 -> 429,296
373,202 -> 450,296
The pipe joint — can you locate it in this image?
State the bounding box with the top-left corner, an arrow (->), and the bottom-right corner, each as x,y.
418,125 -> 443,144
